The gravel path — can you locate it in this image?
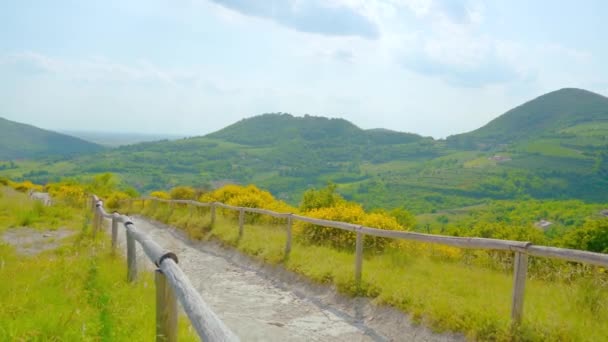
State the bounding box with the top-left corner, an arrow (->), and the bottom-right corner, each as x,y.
105,216 -> 462,342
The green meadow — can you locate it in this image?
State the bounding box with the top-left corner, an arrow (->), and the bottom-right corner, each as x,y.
0,188 -> 198,341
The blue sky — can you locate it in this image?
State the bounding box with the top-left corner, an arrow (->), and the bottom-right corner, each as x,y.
1,0 -> 607,138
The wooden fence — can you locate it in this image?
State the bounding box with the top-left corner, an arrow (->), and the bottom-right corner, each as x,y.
91,195 -> 239,342
135,197 -> 608,328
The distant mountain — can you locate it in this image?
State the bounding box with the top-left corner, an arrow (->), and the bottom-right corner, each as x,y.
207,113 -> 423,146
448,88 -> 608,148
0,117 -> 104,160
61,130 -> 184,147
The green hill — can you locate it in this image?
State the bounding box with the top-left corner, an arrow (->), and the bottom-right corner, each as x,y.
1,114 -> 438,200
2,89 -> 608,212
448,88 -> 608,148
0,117 -> 104,160
207,113 -> 423,146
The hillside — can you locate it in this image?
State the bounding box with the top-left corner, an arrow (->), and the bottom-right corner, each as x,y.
0,114 -> 439,200
0,117 -> 104,160
448,88 -> 608,148
2,89 -> 608,212
60,130 -> 184,147
208,113 -> 423,146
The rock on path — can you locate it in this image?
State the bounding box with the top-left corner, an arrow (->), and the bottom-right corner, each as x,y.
105,216 -> 462,342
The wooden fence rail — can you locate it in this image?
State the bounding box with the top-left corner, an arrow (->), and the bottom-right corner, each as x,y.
92,195 -> 239,342
134,196 -> 608,327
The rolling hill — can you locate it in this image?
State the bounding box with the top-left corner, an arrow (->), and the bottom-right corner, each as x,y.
2,88 -> 607,212
50,114 -> 439,198
448,88 -> 608,148
208,113 -> 424,146
0,117 -> 104,160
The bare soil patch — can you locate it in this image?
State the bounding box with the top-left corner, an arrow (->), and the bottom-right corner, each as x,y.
2,228 -> 75,256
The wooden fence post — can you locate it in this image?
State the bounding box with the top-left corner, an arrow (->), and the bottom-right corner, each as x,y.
93,202 -> 100,238
355,230 -> 364,287
210,203 -> 216,227
155,269 -> 178,342
111,213 -> 119,252
238,208 -> 244,239
126,228 -> 138,282
89,197 -> 96,235
511,251 -> 529,326
166,202 -> 174,222
285,214 -> 293,256
92,207 -> 97,237
97,203 -> 104,236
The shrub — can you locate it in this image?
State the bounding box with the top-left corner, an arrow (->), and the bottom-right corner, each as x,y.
201,184 -> 295,223
105,191 -> 130,210
46,182 -> 86,207
150,191 -> 170,200
11,180 -> 42,193
295,202 -> 405,251
299,183 -> 344,212
562,219 -> 608,253
84,173 -> 119,198
169,186 -> 196,200
123,186 -> 139,198
467,222 -> 546,244
0,176 -> 9,186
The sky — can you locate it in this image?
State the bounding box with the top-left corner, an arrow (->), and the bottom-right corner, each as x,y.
1,0 -> 607,138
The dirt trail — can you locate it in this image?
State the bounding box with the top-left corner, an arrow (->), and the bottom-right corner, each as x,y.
105,216 -> 462,342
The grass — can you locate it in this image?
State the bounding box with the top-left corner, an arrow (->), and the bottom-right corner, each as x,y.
0,188 -> 198,341
130,199 -> 608,341
559,121 -> 608,136
519,139 -> 587,159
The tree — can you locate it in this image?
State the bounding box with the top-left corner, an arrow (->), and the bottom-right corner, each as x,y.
562,219 -> 608,253
299,183 -> 344,212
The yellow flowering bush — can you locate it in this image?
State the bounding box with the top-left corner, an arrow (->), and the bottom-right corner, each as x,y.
46,182 -> 86,207
169,186 -> 196,200
105,191 -> 131,210
150,191 -> 170,200
11,180 -> 42,193
201,184 -> 296,223
296,203 -> 406,251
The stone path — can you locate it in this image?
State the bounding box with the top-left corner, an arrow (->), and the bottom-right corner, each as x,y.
106,216 -> 462,342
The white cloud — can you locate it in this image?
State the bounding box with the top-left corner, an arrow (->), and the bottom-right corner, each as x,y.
208,0 -> 379,38
1,52 -> 228,89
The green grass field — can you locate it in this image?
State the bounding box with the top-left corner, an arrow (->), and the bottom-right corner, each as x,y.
519,139 -> 588,159
128,200 -> 608,342
559,121 -> 608,136
0,188 -> 198,341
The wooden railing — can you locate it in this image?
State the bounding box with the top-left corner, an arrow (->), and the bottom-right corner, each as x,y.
91,195 -> 239,342
133,197 -> 608,328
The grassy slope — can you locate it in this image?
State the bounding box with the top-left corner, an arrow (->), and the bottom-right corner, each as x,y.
0,188 -> 197,340
449,88 -> 608,145
0,117 -> 104,160
128,200 -> 608,342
